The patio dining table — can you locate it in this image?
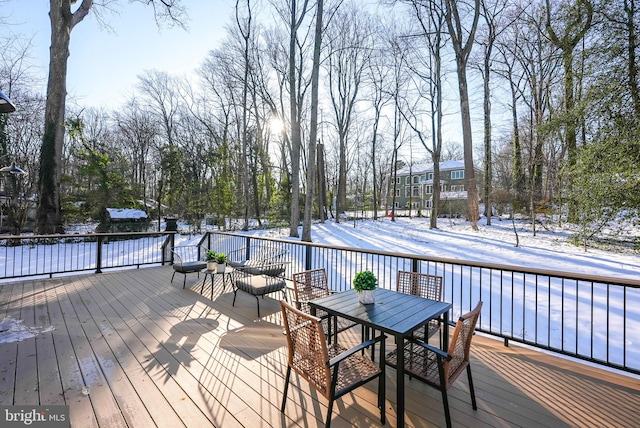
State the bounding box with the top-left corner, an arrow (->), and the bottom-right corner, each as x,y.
309,287 -> 452,427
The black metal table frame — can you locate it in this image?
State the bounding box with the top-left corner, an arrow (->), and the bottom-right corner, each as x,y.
200,266 -> 233,299
309,288 -> 452,427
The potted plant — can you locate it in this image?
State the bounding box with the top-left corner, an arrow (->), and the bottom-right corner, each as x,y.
206,250 -> 217,271
215,252 -> 227,272
353,270 -> 377,304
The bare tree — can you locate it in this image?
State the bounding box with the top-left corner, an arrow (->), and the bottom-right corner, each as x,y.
282,0 -> 313,237
302,0 -> 324,241
114,98 -> 157,210
475,0 -> 511,225
400,0 -> 449,228
236,0 -> 253,230
495,19 -> 526,211
365,20 -> 393,221
444,0 -> 481,230
325,2 -> 374,223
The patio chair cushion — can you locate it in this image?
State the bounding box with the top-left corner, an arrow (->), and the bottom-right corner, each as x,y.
173,261 -> 206,274
234,275 -> 286,297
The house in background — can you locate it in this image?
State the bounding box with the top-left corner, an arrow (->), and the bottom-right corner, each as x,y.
393,160 -> 479,217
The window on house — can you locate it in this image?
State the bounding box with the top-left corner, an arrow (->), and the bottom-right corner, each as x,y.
413,176 -> 420,184
427,173 -> 433,180
451,185 -> 465,192
451,170 -> 464,179
395,189 -> 400,197
405,187 -> 410,197
412,186 -> 420,197
425,185 -> 433,194
405,176 -> 410,184
396,177 -> 401,184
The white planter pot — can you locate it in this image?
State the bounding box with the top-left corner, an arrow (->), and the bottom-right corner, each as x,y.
358,289 -> 375,305
216,263 -> 226,273
207,261 -> 217,271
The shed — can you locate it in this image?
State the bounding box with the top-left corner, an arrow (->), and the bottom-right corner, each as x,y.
97,208 -> 150,233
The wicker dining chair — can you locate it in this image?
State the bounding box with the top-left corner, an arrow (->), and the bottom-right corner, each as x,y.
292,268 -> 358,343
280,300 -> 386,427
386,301 -> 483,428
397,271 -> 444,341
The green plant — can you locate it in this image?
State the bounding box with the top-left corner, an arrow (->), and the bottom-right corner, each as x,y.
206,250 -> 217,262
215,253 -> 227,264
353,270 -> 377,291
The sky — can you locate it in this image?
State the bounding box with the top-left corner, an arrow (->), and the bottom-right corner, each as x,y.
4,0 -> 235,109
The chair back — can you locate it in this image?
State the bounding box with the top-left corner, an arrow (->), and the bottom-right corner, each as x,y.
292,269 -> 330,313
172,245 -> 206,266
396,271 -> 443,301
280,300 -> 331,398
444,301 -> 483,388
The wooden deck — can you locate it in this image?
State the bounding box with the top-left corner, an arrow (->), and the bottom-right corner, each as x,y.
1,266 -> 639,427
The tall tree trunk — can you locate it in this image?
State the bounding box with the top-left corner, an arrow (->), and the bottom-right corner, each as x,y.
483,42 -> 493,226
445,0 -> 480,230
371,111 -> 380,221
458,66 -> 480,228
38,0 -> 93,234
236,0 -> 252,231
317,143 -> 327,222
288,0 -> 309,237
302,0 -> 323,242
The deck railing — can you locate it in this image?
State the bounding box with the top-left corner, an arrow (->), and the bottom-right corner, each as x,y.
206,231 -> 640,376
1,230 -> 638,376
0,232 -> 175,278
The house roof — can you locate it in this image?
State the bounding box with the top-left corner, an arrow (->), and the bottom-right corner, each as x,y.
396,160 -> 464,175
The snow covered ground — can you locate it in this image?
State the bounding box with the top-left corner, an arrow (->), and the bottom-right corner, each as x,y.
243,216 -> 640,281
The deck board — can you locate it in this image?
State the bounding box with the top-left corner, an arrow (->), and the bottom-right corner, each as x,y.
1,266 -> 639,428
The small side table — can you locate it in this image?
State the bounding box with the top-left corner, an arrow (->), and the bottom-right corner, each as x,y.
201,266 -> 234,299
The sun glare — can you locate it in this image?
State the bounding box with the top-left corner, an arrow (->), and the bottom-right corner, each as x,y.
270,117 -> 284,134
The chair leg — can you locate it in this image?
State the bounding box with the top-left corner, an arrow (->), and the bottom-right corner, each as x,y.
325,396 -> 335,428
281,366 -> 291,412
325,369 -> 340,428
467,365 -> 477,410
171,271 -> 176,284
255,295 -> 261,318
441,387 -> 451,428
183,274 -> 187,289
436,358 -> 452,428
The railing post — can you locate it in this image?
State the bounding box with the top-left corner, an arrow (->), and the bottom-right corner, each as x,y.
411,258 -> 419,273
305,244 -> 312,270
245,236 -> 251,260
169,233 -> 175,264
96,234 -> 103,273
